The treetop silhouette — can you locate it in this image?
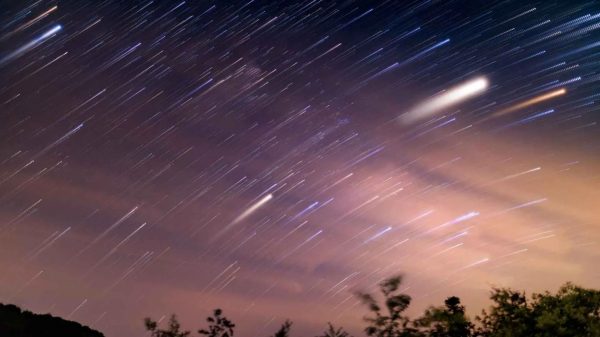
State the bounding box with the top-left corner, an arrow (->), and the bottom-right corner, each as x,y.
142,275 -> 599,337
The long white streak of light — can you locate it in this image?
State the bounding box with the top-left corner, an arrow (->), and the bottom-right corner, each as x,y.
232,193 -> 273,224
399,77 -> 489,125
0,24 -> 62,66
0,6 -> 58,41
212,194 -> 273,240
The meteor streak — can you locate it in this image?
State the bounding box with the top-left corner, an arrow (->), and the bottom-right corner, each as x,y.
399,77 -> 489,124
0,24 -> 62,66
488,88 -> 566,118
0,6 -> 58,41
212,194 -> 273,240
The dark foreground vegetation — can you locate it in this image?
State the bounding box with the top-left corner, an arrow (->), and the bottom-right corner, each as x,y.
1,275 -> 599,337
145,276 -> 600,337
0,302 -> 104,337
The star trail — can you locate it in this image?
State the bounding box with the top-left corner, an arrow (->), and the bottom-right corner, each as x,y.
1,1 -> 599,337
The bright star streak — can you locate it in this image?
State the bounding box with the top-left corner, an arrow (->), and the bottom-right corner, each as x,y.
212,194 -> 273,240
0,24 -> 62,66
487,88 -> 566,119
399,77 -> 489,124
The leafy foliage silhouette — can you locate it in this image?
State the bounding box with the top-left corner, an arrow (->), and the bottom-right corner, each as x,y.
316,322 -> 353,337
199,309 -> 236,337
145,309 -> 291,337
354,275 -> 600,337
271,320 -> 293,337
356,274 -> 419,337
415,296 -> 474,337
476,282 -> 600,337
145,314 -> 190,337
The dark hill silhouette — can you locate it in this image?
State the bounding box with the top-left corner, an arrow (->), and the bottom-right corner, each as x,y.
0,303 -> 104,337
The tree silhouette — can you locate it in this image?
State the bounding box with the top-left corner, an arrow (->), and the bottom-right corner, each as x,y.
144,315 -> 190,337
531,283 -> 600,337
271,320 -> 293,337
476,282 -> 600,337
415,296 -> 474,337
145,309 -> 235,337
356,275 -> 419,337
476,288 -> 532,337
316,322 -> 353,337
134,280 -> 599,337
199,309 -> 235,337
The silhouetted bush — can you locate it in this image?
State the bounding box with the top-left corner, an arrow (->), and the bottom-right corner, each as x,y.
476,282 -> 600,337
143,278 -> 600,337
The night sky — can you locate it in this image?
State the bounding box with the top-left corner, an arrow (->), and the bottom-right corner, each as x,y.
1,1 -> 599,336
